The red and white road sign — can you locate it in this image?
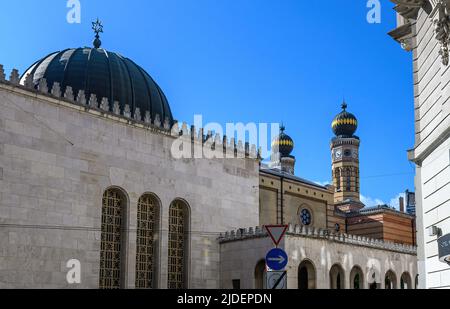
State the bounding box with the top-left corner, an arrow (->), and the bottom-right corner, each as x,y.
265,225 -> 288,247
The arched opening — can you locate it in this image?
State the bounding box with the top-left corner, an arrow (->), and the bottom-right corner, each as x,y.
167,199 -> 190,289
99,187 -> 128,289
298,260 -> 316,289
330,264 -> 345,289
350,266 -> 364,289
400,272 -> 412,289
255,260 -> 266,289
385,270 -> 397,289
335,168 -> 341,191
135,193 -> 160,289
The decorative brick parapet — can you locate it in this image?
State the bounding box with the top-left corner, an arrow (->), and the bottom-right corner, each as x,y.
218,224 -> 417,255
0,67 -> 260,160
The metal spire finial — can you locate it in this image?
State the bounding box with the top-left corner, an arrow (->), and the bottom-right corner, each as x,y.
92,18 -> 103,48
341,99 -> 348,111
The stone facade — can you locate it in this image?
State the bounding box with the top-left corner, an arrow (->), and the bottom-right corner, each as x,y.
0,77 -> 260,288
389,0 -> 450,289
259,170 -> 334,228
219,225 -> 418,289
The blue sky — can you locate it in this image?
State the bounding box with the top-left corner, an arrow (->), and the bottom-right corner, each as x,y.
0,0 -> 415,208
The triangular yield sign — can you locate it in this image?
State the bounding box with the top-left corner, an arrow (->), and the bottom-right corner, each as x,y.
265,225 -> 288,247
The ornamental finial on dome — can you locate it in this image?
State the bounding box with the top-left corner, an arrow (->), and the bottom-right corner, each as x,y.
92,18 -> 103,48
341,100 -> 348,111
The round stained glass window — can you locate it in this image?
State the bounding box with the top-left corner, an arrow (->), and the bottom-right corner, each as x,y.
300,209 -> 312,226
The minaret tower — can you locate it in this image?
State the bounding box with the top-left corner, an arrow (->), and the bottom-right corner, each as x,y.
331,102 -> 364,212
269,125 -> 296,174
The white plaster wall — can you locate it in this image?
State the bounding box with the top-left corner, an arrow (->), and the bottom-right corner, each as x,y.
411,6 -> 450,289
219,235 -> 417,289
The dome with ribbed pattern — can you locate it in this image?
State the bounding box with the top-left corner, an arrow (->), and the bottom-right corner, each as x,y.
272,125 -> 294,157
20,47 -> 173,123
332,102 -> 358,137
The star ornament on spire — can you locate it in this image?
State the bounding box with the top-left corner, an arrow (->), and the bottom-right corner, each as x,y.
92,18 -> 104,36
92,18 -> 104,48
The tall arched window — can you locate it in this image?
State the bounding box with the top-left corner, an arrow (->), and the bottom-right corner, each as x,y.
99,188 -> 127,289
335,168 -> 341,191
345,168 -> 351,191
168,200 -> 189,289
136,194 -> 160,289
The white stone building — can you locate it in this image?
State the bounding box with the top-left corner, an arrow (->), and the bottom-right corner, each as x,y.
389,0 -> 450,289
219,226 -> 417,289
0,24 -> 419,289
0,51 -> 260,288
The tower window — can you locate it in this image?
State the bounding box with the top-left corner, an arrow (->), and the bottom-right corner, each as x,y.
335,168 -> 341,191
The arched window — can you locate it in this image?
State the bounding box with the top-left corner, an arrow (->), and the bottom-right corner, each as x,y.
99,188 -> 127,289
255,260 -> 266,289
350,266 -> 364,289
136,194 -> 160,289
385,270 -> 397,289
168,200 -> 190,289
345,168 -> 351,191
330,264 -> 345,289
335,168 -> 341,191
298,260 -> 316,289
400,272 -> 412,289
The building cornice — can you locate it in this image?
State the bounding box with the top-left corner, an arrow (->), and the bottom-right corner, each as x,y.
346,205 -> 416,220
218,225 -> 417,255
0,65 -> 260,161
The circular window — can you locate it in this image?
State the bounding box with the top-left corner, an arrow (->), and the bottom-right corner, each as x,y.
300,209 -> 312,226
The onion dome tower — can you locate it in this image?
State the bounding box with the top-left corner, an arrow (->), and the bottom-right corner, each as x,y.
270,125 -> 296,175
19,19 -> 174,125
330,102 -> 364,212
332,102 -> 358,137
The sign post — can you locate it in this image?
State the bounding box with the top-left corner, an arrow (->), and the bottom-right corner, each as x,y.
264,225 -> 289,289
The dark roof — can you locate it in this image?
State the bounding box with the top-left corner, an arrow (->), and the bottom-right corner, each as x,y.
347,205 -> 415,219
20,48 -> 173,123
260,168 -> 328,190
